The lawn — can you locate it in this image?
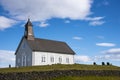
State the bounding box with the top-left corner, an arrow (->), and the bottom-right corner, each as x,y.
0,64 -> 120,73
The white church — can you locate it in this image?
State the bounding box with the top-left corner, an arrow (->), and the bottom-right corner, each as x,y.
15,19 -> 75,67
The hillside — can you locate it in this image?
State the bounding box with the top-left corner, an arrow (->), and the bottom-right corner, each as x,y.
0,64 -> 120,80
0,64 -> 120,73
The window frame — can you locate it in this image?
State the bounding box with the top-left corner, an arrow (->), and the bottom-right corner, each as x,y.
58,57 -> 62,63
50,56 -> 54,63
41,56 -> 46,62
66,58 -> 69,63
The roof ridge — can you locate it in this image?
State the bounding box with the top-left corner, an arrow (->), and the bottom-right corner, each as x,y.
35,38 -> 65,43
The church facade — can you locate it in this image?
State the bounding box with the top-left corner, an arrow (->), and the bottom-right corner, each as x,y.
15,19 -> 75,67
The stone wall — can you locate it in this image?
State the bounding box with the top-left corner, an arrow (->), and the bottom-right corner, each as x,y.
0,70 -> 120,80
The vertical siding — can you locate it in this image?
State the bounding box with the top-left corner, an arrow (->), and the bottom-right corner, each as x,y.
15,39 -> 32,67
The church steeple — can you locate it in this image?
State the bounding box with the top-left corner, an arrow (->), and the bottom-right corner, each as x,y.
24,18 -> 34,40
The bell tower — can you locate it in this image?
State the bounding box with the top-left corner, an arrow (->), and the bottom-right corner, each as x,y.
24,19 -> 34,40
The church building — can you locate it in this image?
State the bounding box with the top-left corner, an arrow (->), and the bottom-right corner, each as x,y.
15,19 -> 75,67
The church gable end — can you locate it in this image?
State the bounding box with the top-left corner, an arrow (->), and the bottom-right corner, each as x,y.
15,37 -> 32,67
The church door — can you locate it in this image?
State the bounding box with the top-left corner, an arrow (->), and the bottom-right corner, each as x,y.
22,56 -> 26,66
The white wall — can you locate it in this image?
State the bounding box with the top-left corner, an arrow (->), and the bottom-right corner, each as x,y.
32,51 -> 74,66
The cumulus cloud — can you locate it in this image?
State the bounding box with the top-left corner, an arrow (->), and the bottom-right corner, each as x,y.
0,0 -> 93,21
96,43 -> 116,47
0,50 -> 15,68
75,55 -> 91,62
0,16 -> 16,30
73,36 -> 83,40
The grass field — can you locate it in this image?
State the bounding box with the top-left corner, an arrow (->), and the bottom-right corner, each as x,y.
52,76 -> 120,80
0,64 -> 120,73
0,64 -> 119,80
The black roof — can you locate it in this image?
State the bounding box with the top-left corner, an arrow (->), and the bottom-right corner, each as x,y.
27,38 -> 75,55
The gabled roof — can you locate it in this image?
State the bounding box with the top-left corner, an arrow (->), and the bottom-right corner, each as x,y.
27,38 -> 75,55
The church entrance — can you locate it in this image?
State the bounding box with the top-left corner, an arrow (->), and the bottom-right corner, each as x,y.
22,56 -> 26,66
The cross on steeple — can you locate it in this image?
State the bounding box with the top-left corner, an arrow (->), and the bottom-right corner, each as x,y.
24,18 -> 34,40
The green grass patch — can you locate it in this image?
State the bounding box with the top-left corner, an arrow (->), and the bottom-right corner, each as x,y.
52,76 -> 120,80
0,64 -> 120,73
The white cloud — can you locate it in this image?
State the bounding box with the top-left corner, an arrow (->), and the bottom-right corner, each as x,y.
74,48 -> 120,66
0,50 -> 15,68
73,36 -> 83,40
96,43 -> 116,47
102,48 -> 120,55
94,54 -> 120,62
93,48 -> 120,63
75,55 -> 91,62
39,21 -> 49,27
89,20 -> 105,26
0,16 -> 16,30
85,17 -> 105,26
0,0 -> 93,21
85,17 -> 104,21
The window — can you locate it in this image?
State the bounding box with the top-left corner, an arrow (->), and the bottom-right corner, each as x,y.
42,56 -> 46,62
66,58 -> 69,63
50,57 -> 54,63
59,57 -> 62,63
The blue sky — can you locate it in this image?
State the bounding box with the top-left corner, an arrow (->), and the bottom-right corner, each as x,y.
0,0 -> 120,67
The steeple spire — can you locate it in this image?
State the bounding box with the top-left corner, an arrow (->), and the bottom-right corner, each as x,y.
24,18 -> 34,40
25,18 -> 32,26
